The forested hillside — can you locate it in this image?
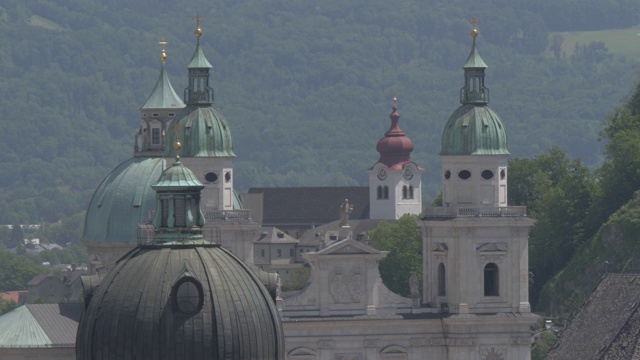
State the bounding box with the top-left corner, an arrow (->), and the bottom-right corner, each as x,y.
0,0 -> 638,224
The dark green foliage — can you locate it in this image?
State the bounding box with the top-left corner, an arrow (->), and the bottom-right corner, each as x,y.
370,215 -> 422,296
0,298 -> 17,316
0,250 -> 42,292
509,148 -> 594,309
531,330 -> 557,360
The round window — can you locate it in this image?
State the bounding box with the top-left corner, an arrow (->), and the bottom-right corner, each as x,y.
481,170 -> 494,180
205,172 -> 218,183
173,278 -> 203,315
444,170 -> 451,180
458,170 -> 471,180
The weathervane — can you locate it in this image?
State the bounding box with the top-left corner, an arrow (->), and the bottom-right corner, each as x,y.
159,37 -> 167,64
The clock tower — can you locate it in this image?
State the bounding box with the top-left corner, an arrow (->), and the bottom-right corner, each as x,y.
369,99 -> 423,220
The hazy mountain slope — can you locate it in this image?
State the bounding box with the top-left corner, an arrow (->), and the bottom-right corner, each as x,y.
0,0 -> 637,223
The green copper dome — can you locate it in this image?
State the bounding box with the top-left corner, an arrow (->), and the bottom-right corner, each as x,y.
164,105 -> 235,158
152,159 -> 204,190
83,157 -> 165,243
441,34 -> 508,156
441,104 -> 509,155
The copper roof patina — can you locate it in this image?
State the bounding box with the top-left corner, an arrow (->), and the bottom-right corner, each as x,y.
83,157 -> 165,243
141,65 -> 185,110
441,104 -> 509,155
164,106 -> 235,158
441,26 -> 508,156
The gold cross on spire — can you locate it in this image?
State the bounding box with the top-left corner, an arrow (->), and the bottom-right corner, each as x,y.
194,14 -> 203,38
159,37 -> 167,64
470,16 -> 479,38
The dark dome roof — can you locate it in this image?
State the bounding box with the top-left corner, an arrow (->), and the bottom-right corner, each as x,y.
375,105 -> 415,170
441,104 -> 509,155
165,105 -> 235,158
83,157 -> 165,244
76,244 -> 283,359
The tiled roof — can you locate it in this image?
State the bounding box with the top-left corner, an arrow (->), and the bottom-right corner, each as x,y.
0,303 -> 82,348
254,227 -> 299,244
247,187 -> 370,226
546,274 -> 640,360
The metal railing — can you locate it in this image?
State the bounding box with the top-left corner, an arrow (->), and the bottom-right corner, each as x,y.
423,206 -> 527,219
203,210 -> 252,222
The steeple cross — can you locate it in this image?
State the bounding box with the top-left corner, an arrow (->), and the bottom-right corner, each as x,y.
469,16 -> 479,38
193,14 -> 204,38
159,37 -> 167,64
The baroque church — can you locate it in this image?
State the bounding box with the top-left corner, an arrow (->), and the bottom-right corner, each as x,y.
2,19 -> 537,360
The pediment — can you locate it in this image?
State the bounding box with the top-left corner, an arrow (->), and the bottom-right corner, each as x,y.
432,243 -> 448,252
476,243 -> 508,252
318,237 -> 381,255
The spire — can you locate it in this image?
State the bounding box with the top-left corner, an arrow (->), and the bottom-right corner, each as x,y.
184,16 -> 214,105
140,39 -> 185,110
375,98 -> 415,170
460,17 -> 490,105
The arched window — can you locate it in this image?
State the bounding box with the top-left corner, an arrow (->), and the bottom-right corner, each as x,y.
484,263 -> 499,296
377,186 -> 383,199
402,186 -> 408,199
438,263 -> 446,296
383,186 -> 389,199
409,185 -> 414,199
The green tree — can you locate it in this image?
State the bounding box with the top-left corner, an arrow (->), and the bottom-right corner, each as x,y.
370,214 -> 422,296
509,148 -> 594,308
0,298 -> 17,316
0,250 -> 42,292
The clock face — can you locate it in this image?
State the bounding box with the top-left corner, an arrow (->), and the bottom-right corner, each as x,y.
377,168 -> 387,181
403,167 -> 414,180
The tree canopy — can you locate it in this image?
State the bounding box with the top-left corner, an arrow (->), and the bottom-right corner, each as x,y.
370,214 -> 422,296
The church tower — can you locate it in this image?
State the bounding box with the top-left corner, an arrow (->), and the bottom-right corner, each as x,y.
420,21 -> 536,359
369,99 -> 423,219
135,39 -> 185,157
164,20 -> 237,212
163,21 -> 257,261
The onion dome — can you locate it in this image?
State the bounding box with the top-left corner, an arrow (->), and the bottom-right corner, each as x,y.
165,106 -> 235,157
374,99 -> 416,170
83,157 -> 165,244
440,23 -> 509,156
164,22 -> 235,158
75,244 -> 284,359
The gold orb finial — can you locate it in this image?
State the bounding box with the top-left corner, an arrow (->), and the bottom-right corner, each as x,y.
470,16 -> 479,38
393,97 -> 397,104
174,141 -> 182,160
194,15 -> 203,38
159,38 -> 167,64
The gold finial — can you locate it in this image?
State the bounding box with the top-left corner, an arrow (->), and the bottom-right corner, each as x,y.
172,124 -> 183,160
470,16 -> 479,38
194,15 -> 203,38
159,38 -> 167,64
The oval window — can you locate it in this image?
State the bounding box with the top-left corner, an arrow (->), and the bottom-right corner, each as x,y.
481,170 -> 494,180
444,170 -> 451,180
500,169 -> 506,180
458,170 -> 471,180
205,172 -> 218,183
173,278 -> 203,315
225,171 -> 231,183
